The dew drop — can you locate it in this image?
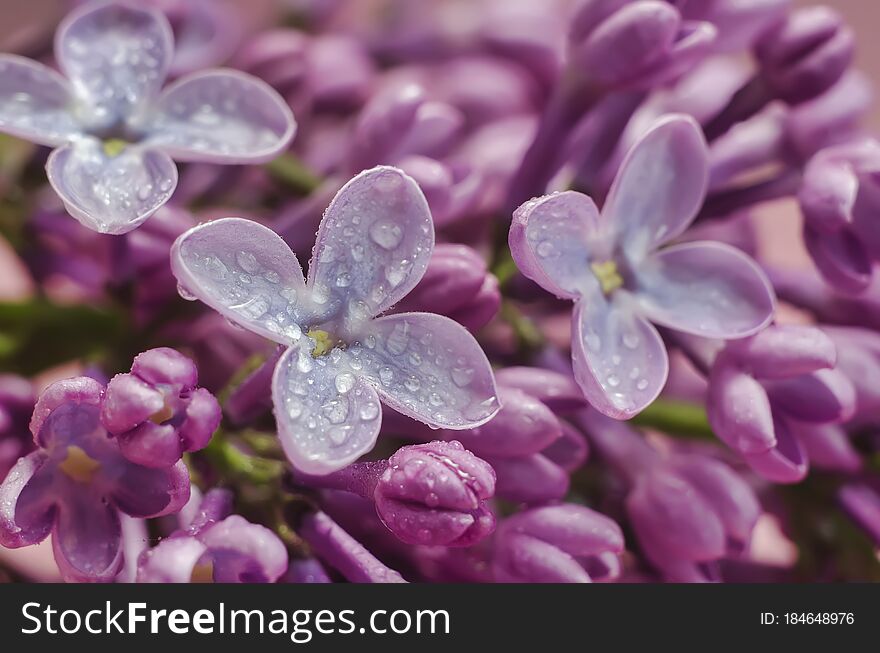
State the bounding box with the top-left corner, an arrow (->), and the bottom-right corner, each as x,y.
636,378 -> 649,391
404,376 -> 421,392
335,373 -> 355,394
359,403 -> 379,421
369,220 -> 404,249
379,367 -> 394,385
177,283 -> 197,301
328,425 -> 352,446
536,240 -> 556,258
451,366 -> 474,387
236,250 -> 259,274
322,398 -> 349,424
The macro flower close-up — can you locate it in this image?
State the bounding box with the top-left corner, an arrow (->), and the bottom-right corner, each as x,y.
0,0 -> 879,616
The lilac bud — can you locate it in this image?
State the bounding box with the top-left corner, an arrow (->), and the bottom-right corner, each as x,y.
707,355 -> 775,454
0,375 -> 34,478
455,387 -> 561,458
798,423 -> 862,473
493,504 -> 624,583
375,441 -> 496,547
679,0 -> 790,52
306,34 -> 376,112
542,421 -> 590,473
725,324 -> 837,379
571,1 -> 716,90
741,416 -> 808,483
494,366 -> 587,412
234,28 -> 311,107
838,480 -> 880,546
350,82 -> 426,171
393,244 -> 500,330
285,558 -> 332,584
764,368 -> 856,424
755,6 -> 855,104
102,348 -> 221,468
823,326 -> 880,421
491,453 -> 570,505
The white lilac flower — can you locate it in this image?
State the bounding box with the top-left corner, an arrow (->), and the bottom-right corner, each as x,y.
0,1 -> 295,234
171,166 -> 500,474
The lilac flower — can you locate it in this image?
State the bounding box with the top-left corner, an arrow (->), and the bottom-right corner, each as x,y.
679,0 -> 790,53
101,347 -> 221,468
707,324 -> 855,483
492,505 -> 624,583
798,139 -> 880,294
0,1 -> 295,234
171,166 -> 500,474
137,489 -> 288,583
0,377 -> 190,582
0,375 -> 35,479
509,115 -> 775,418
297,440 -> 496,547
838,479 -> 880,547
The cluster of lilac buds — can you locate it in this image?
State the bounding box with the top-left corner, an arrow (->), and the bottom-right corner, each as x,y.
3,0 -> 880,585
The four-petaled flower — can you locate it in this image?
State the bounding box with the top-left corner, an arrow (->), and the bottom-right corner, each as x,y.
0,377 -> 190,582
171,166 -> 500,474
509,115 -> 775,419
0,1 -> 295,234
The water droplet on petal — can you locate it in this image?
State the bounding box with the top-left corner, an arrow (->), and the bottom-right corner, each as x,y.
369,220 -> 404,249
177,283 -> 197,301
335,373 -> 355,394
451,366 -> 474,387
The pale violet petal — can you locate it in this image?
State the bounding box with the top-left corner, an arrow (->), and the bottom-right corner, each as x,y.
509,191 -> 605,300
571,294 -> 668,419
46,139 -> 177,235
170,217 -> 312,345
147,70 -> 296,163
272,341 -> 382,475
0,55 -> 81,146
309,167 -> 434,328
604,115 -> 709,261
55,2 -> 172,129
634,241 -> 776,339
353,312 -> 500,429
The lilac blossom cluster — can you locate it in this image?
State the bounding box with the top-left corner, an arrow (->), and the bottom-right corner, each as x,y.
0,0 -> 878,584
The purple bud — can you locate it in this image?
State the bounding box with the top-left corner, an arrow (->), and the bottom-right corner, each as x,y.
0,375 -> 35,478
491,453 -> 570,505
724,324 -> 837,379
798,423 -> 862,473
823,326 -> 880,421
764,368 -> 856,423
493,504 -> 624,583
627,469 -> 727,563
679,0 -> 790,52
306,34 -> 376,112
393,244 -> 500,330
572,1 -> 716,89
101,348 -> 221,468
494,366 -> 587,412
542,421 -> 590,473
838,480 -> 880,546
707,356 -> 775,454
455,387 -> 561,458
755,6 -> 855,104
285,557 -> 332,584
375,441 -> 496,547
350,82 -> 426,171
742,416 -> 808,483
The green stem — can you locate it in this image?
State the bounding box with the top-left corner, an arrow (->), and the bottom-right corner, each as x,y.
631,399 -> 715,440
202,432 -> 285,485
265,153 -> 322,195
499,300 -> 545,352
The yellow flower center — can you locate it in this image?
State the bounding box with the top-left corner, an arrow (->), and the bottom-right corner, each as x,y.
590,260 -> 624,295
102,138 -> 129,157
307,329 -> 337,358
190,561 -> 214,583
58,445 -> 101,484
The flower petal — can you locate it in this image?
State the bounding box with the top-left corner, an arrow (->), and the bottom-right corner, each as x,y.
272,342 -> 383,475
0,452 -> 54,548
199,515 -> 289,583
571,295 -> 668,419
53,490 -> 123,582
0,55 -> 80,146
109,460 -> 191,518
46,140 -> 177,235
309,167 -> 434,324
148,70 -> 296,163
356,312 -> 500,429
634,241 -> 775,339
171,217 -> 312,346
55,2 -> 172,128
137,535 -> 207,583
509,191 -> 603,300
604,115 -> 708,260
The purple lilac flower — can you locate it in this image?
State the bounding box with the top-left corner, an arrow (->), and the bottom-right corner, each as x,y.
297,440 -> 496,547
0,375 -> 35,479
0,376 -> 190,582
171,166 -> 500,474
137,489 -> 288,583
707,324 -> 855,483
838,479 -> 880,547
509,115 -> 775,418
492,504 -> 624,583
101,347 -> 221,468
0,1 -> 295,234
